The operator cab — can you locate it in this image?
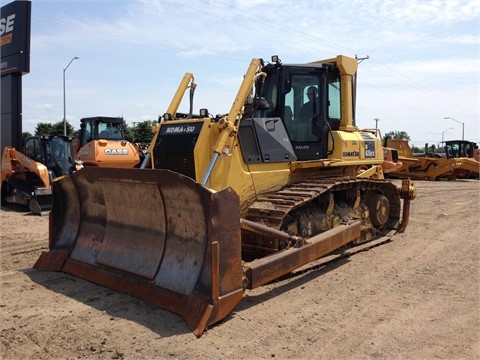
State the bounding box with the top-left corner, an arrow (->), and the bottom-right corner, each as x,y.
79,116 -> 126,147
255,56 -> 345,160
444,140 -> 477,159
24,135 -> 75,179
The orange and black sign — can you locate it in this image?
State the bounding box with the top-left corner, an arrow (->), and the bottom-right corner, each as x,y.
0,0 -> 31,76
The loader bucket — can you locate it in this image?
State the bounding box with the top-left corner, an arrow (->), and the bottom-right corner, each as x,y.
29,187 -> 52,215
34,167 -> 244,337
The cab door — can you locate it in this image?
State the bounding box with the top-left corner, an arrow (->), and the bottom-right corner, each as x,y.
263,66 -> 329,160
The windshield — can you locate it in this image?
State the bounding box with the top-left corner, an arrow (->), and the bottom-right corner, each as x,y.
48,138 -> 73,177
98,121 -> 124,140
445,141 -> 472,158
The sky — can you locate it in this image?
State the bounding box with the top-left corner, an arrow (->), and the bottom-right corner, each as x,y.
2,0 -> 479,147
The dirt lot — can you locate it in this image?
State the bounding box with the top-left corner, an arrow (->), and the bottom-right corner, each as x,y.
1,180 -> 479,359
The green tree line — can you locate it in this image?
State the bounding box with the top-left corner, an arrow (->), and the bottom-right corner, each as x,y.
22,119 -> 155,145
383,130 -> 443,154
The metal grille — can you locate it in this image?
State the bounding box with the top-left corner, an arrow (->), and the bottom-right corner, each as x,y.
152,134 -> 197,180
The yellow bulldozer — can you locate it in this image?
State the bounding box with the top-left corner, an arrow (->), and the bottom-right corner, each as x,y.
34,55 -> 416,336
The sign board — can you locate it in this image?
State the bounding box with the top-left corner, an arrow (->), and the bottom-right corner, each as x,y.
1,1 -> 31,151
1,0 -> 31,75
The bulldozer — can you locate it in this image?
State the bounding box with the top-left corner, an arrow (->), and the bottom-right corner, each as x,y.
1,135 -> 80,215
34,55 -> 416,336
74,116 -> 143,168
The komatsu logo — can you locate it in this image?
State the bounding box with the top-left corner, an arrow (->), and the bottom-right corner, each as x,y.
165,125 -> 196,134
105,149 -> 129,155
160,123 -> 202,136
343,151 -> 359,157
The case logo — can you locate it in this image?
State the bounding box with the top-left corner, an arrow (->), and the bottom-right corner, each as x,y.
105,149 -> 129,155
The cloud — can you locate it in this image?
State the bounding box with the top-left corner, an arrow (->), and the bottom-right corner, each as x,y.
439,34 -> 479,46
27,103 -> 54,110
11,0 -> 479,143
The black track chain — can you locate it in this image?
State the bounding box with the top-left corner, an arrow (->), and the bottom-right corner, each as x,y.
245,177 -> 402,232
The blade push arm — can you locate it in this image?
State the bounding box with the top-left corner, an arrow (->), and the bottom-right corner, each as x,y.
201,58 -> 266,185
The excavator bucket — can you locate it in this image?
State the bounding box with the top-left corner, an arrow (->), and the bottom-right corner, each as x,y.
34,167 -> 245,337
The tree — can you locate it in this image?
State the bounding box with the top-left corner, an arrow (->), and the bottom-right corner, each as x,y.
22,132 -> 32,142
411,145 -> 424,154
34,121 -> 76,137
383,130 -> 411,141
131,120 -> 155,144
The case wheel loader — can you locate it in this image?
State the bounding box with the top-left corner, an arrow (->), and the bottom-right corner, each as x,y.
34,55 -> 416,337
1,135 -> 80,215
74,116 -> 143,168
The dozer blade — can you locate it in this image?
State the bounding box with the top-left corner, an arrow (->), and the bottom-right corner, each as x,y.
34,167 -> 244,337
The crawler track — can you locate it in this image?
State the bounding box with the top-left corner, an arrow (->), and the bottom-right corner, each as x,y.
243,177 -> 401,257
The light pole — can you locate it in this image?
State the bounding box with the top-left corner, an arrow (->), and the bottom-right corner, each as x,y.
63,56 -> 79,136
441,127 -> 453,144
444,117 -> 464,141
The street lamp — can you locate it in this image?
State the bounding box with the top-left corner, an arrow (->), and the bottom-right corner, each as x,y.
63,56 -> 79,136
444,117 -> 464,141
441,127 -> 453,144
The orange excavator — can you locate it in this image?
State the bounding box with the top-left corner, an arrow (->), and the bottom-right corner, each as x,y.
35,55 -> 416,336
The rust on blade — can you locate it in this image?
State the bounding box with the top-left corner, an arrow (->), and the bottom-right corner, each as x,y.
34,167 -> 245,336
34,249 -> 69,271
